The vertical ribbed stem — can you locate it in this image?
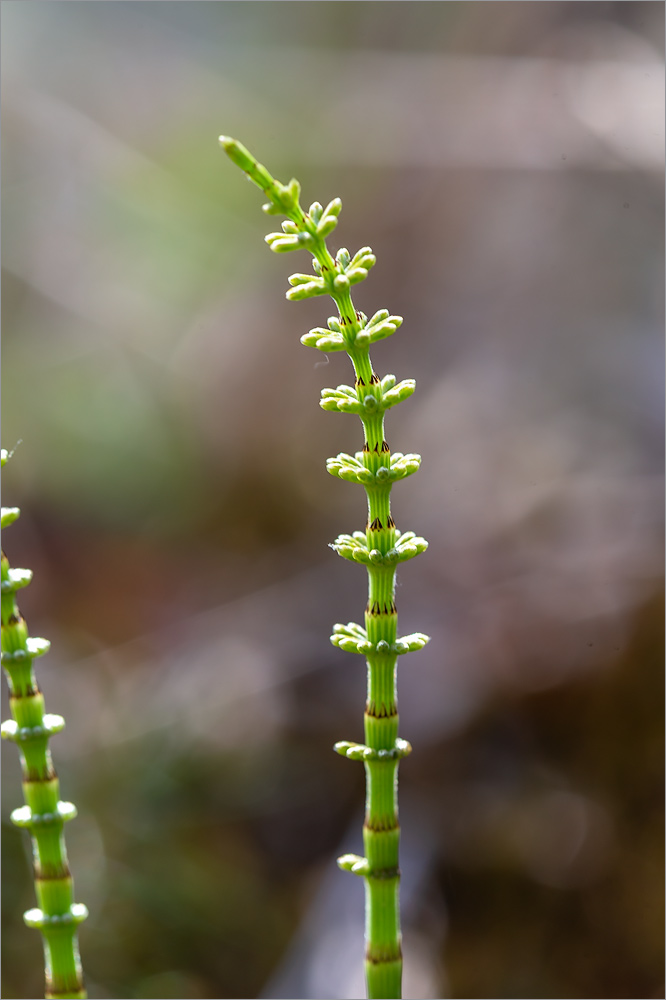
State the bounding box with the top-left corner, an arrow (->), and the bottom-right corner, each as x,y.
1,487 -> 87,1000
358,365 -> 402,996
220,138 -> 430,1000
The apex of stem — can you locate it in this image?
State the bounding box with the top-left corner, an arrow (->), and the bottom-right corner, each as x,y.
218,135 -> 253,172
219,135 -> 301,217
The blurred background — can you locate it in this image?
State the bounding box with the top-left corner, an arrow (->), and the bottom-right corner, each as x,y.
1,3 -> 663,998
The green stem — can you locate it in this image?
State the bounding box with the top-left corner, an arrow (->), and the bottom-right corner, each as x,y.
220,138 -> 429,1000
1,459 -> 87,1000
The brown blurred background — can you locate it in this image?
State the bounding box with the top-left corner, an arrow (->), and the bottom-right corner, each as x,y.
1,3 -> 663,998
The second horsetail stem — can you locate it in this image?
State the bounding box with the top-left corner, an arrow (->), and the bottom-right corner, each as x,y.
1,449 -> 88,1000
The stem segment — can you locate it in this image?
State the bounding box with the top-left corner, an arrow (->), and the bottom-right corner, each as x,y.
220,138 -> 429,1000
1,458 -> 87,1000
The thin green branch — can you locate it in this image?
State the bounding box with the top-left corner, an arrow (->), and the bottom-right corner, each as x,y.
220,137 -> 429,1000
1,450 -> 87,1000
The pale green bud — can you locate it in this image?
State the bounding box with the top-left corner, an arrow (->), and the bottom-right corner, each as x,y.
286,279 -> 327,301
389,452 -> 421,480
337,854 -> 369,876
327,453 -> 375,484
342,466 -> 372,484
334,544 -> 355,559
332,621 -> 364,637
354,312 -> 403,346
381,374 -> 397,392
273,181 -> 297,213
368,309 -> 390,327
394,533 -> 428,561
297,231 -> 314,248
325,336 -> 347,351
281,220 -> 299,234
334,742 -> 367,761
323,197 -> 342,218
328,451 -> 358,467
350,246 -> 374,268
265,233 -> 301,253
2,445 -> 21,470
319,386 -> 363,414
356,255 -> 376,272
368,320 -> 397,342
333,274 -> 350,291
333,533 -> 355,546
394,633 -> 430,654
335,383 -> 358,398
317,216 -> 338,238
2,566 -> 32,593
317,336 -> 346,351
346,267 -> 368,285
383,379 -> 416,409
286,177 -> 301,204
327,316 -> 342,332
300,331 -> 346,352
262,202 -> 282,216
288,272 -> 316,286
2,634 -> 50,660
2,506 -> 21,529
393,379 -> 415,400
336,248 -> 351,269
330,398 -> 361,413
330,621 -> 374,654
330,534 -> 372,564
309,202 -> 324,224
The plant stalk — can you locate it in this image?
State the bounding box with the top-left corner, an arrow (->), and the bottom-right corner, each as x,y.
220,138 -> 429,999
1,453 -> 87,1000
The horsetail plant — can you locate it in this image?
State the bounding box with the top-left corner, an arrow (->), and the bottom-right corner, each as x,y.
1,449 -> 88,1000
220,137 -> 429,1000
